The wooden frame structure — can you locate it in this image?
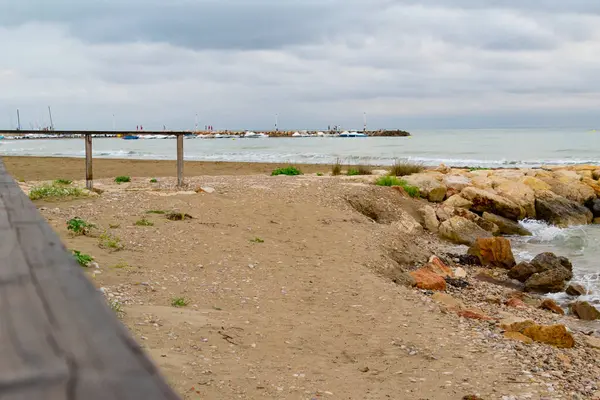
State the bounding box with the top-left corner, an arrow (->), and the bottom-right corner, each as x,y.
0,158 -> 180,399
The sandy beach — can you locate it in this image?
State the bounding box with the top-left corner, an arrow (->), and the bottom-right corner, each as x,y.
9,155 -> 600,399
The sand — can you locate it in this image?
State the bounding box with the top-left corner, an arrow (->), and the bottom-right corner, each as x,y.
3,156 -> 330,181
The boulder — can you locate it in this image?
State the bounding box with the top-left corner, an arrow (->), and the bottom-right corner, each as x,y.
403,173 -> 447,203
426,256 -> 454,277
504,331 -> 534,344
594,169 -> 600,180
534,190 -> 593,227
482,212 -> 532,236
582,177 -> 600,197
540,299 -> 565,315
566,283 -> 587,296
439,216 -> 493,246
585,198 -> 600,219
467,237 -> 516,269
443,175 -> 472,197
522,324 -> 575,348
524,268 -> 573,293
531,252 -> 573,272
419,205 -> 439,233
499,317 -> 536,332
539,176 -> 596,204
410,268 -> 446,291
444,194 -> 473,209
435,163 -> 451,174
435,205 -> 454,222
521,176 -> 551,192
453,208 -> 499,235
508,261 -> 537,282
569,301 -> 600,320
495,181 -> 536,219
461,187 -> 525,221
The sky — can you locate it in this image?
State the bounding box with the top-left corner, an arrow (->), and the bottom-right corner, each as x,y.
1,0 -> 600,131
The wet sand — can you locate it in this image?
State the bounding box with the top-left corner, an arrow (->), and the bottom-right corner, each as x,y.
2,156 -> 330,181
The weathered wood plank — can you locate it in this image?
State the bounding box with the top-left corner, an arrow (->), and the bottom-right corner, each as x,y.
0,158 -> 180,400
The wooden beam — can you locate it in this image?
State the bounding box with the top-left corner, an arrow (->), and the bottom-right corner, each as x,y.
85,134 -> 93,190
0,158 -> 180,400
176,134 -> 184,187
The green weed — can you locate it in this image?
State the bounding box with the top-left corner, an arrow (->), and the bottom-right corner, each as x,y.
146,210 -> 166,214
73,250 -> 93,267
108,299 -> 124,317
316,173 -> 324,176
99,232 -> 124,251
54,179 -> 73,185
250,237 -> 265,243
135,218 -> 154,227
375,176 -> 420,198
150,178 -> 158,183
67,217 -> 95,236
171,297 -> 188,307
114,176 -> 131,184
29,184 -> 85,200
389,161 -> 424,177
331,158 -> 342,176
271,166 -> 302,176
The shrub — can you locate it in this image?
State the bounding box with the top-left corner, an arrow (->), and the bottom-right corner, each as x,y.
389,160 -> 424,177
114,176 -> 131,184
73,250 -> 93,267
271,166 -> 302,176
171,297 -> 188,307
29,184 -> 85,200
99,232 -> 124,251
135,218 -> 154,226
54,179 -> 73,185
347,168 -> 360,176
67,217 -> 95,236
149,178 -> 158,183
331,158 -> 342,176
401,183 -> 420,198
374,176 -> 420,198
347,165 -> 372,176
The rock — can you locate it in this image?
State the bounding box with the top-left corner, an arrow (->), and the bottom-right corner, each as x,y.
534,190 -> 593,227
495,180 -> 536,219
585,198 -> 600,218
569,301 -> 600,320
454,267 -> 467,278
582,177 -> 600,197
432,292 -> 464,311
467,237 -> 516,269
474,271 -> 524,290
461,187 -> 525,221
426,256 -> 454,277
508,261 -> 538,282
540,176 -> 595,204
504,331 -> 534,344
594,169 -> 600,180
525,268 -> 573,293
500,317 -> 536,333
435,205 -> 454,222
387,268 -> 417,287
435,163 -> 451,174
443,175 -> 472,197
439,216 -> 493,246
444,194 -> 473,209
531,252 -> 573,272
410,268 -> 446,291
419,205 -> 439,233
453,208 -> 499,234
505,298 -> 527,308
403,173 -> 447,203
482,212 -> 532,236
566,283 -> 587,296
456,309 -> 494,321
521,176 -> 552,192
583,335 -> 600,349
540,299 -> 565,315
522,324 -> 575,348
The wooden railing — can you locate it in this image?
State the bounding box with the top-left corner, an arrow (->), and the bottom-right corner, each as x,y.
0,158 -> 180,399
0,131 -> 187,188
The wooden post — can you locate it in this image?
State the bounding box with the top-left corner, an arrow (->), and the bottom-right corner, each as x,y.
85,134 -> 93,190
177,133 -> 184,187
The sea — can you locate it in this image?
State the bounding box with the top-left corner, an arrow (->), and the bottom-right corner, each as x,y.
1,127 -> 599,309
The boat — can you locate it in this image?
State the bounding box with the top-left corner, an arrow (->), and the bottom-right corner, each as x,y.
244,131 -> 269,138
339,131 -> 368,138
0,136 -> 4,140
123,135 -> 139,140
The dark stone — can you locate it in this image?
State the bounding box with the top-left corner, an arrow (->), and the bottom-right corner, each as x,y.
508,261 -> 540,282
535,191 -> 593,227
585,198 -> 600,218
566,283 -> 587,297
445,253 -> 481,266
524,267 -> 573,293
569,301 -> 600,320
474,271 -> 524,290
482,212 -> 532,236
445,277 -> 470,288
531,252 -> 573,273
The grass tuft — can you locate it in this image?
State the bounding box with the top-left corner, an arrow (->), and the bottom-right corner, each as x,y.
250,237 -> 265,243
114,176 -> 131,184
166,212 -> 193,221
146,210 -> 166,214
135,218 -> 154,226
149,178 -> 158,183
331,158 -> 342,176
389,160 -> 424,177
316,173 -> 324,176
375,176 -> 420,198
171,297 -> 188,307
108,299 -> 124,317
99,232 -> 124,251
54,179 -> 73,185
29,183 -> 85,200
347,165 -> 372,176
271,166 -> 302,176
67,217 -> 95,236
73,250 -> 93,267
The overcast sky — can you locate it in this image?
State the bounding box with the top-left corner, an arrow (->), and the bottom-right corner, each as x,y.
1,0 -> 600,130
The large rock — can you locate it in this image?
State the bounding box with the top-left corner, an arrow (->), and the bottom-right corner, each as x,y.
410,268 -> 446,291
566,283 -> 587,296
439,216 -> 493,246
521,176 -> 551,192
461,187 -> 525,221
540,176 -> 596,204
419,205 -> 439,233
482,212 -> 532,236
426,256 -> 454,277
534,190 -> 593,227
522,324 -> 575,348
508,261 -> 538,282
468,237 -> 516,269
569,301 -> 600,320
582,177 -> 600,197
453,208 -> 499,235
540,299 -> 565,315
531,252 -> 573,272
585,198 -> 600,219
443,175 -> 472,197
495,181 -> 536,219
444,194 -> 473,209
512,253 -> 573,291
524,268 -> 573,293
403,173 -> 447,203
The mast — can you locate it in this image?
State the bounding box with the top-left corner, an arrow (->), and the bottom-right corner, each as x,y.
48,106 -> 54,130
16,109 -> 21,130
195,113 -> 198,131
275,113 -> 278,131
363,112 -> 367,132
